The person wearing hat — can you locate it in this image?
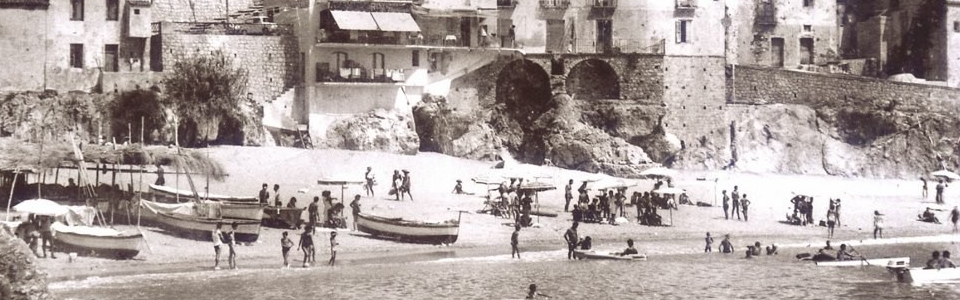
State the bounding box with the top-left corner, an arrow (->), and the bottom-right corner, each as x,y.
452,179 -> 464,194
400,170 -> 413,201
873,210 -> 884,239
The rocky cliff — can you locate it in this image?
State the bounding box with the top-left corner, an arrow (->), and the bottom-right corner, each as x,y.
0,229 -> 53,300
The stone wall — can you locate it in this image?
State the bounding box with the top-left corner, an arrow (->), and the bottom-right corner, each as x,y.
160,31 -> 300,104
732,65 -> 960,113
152,0 -> 257,22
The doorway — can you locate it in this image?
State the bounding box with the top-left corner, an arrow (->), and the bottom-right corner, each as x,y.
799,37 -> 814,64
546,19 -> 565,53
771,37 -> 784,67
460,18 -> 472,47
596,19 -> 612,53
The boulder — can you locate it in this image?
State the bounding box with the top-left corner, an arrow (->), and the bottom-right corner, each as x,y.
412,96 -> 502,160
0,229 -> 53,300
324,109 -> 419,155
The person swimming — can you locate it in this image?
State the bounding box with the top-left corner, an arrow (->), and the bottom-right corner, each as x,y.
926,251 -> 942,269
620,239 -> 639,256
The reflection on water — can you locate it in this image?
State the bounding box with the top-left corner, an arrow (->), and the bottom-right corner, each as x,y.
54,249 -> 960,300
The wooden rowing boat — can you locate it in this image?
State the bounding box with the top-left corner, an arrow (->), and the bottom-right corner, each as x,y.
139,199 -> 261,243
262,206 -> 304,229
892,267 -> 960,284
573,250 -> 647,260
356,212 -> 460,244
815,257 -> 910,267
149,184 -> 258,203
51,222 -> 142,259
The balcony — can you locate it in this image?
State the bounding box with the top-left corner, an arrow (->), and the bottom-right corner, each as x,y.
316,67 -> 410,84
676,0 -> 697,10
593,0 -> 617,8
756,3 -> 776,26
539,0 -> 570,9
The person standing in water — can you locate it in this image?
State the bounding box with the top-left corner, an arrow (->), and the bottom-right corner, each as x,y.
564,222 -> 580,260
719,234 -> 734,254
328,231 -> 339,266
298,226 -> 315,267
873,210 -> 884,239
511,224 -> 521,259
281,231 -> 294,268
704,232 -> 714,253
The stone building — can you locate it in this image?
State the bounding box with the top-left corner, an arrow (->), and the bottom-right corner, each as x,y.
840,0 -> 960,87
0,0 -> 158,92
728,0 -> 839,68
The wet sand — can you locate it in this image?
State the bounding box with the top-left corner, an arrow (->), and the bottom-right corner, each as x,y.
35,146 -> 960,281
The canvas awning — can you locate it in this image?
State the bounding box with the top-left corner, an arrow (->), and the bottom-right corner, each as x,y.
371,12 -> 422,32
330,10 -> 379,31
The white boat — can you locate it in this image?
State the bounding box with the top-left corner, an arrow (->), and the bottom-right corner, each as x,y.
139,199 -> 262,243
573,250 -> 647,260
815,257 -> 910,267
149,184 -> 258,203
355,212 -> 460,244
892,267 -> 960,284
51,222 -> 143,259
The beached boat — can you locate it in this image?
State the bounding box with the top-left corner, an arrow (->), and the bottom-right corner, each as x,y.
51,222 -> 142,259
816,257 -> 910,267
573,250 -> 647,260
355,212 -> 460,244
139,199 -> 261,243
262,206 -> 304,229
892,267 -> 960,284
149,184 -> 258,204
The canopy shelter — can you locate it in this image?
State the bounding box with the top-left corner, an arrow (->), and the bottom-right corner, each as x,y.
652,187 -> 686,195
317,178 -> 365,203
13,198 -> 69,216
371,12 -> 422,32
517,181 -> 556,226
328,10 -> 379,31
931,170 -> 960,182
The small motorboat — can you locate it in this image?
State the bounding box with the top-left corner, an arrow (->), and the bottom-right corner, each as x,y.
815,257 -> 910,267
890,267 -> 960,284
573,250 -> 647,260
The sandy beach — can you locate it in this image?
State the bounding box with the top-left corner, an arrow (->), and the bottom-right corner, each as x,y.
33,146 -> 960,281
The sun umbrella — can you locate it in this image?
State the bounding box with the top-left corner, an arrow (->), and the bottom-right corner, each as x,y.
931,170 -> 960,181
640,167 -> 677,179
317,178 -> 366,207
13,199 -> 68,216
652,187 -> 686,195
472,174 -> 505,185
516,181 -> 556,225
591,178 -> 637,191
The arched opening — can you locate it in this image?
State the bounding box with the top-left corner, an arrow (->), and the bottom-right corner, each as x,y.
565,59 -> 620,100
495,59 -> 552,126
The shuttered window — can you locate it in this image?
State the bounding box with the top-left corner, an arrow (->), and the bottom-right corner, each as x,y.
675,20 -> 691,44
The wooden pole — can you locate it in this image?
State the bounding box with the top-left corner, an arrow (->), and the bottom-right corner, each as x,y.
37,134 -> 43,199
54,166 -> 59,185
140,116 -> 145,144
6,171 -> 19,221
128,123 -> 132,145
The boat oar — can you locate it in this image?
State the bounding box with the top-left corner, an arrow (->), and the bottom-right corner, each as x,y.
850,246 -> 870,266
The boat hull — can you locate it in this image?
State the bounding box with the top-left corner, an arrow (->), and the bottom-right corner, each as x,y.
53,228 -> 143,259
897,267 -> 960,284
149,184 -> 258,204
573,250 -> 647,260
217,202 -> 265,221
356,213 -> 459,244
262,207 -> 304,229
816,257 -> 910,267
139,201 -> 261,243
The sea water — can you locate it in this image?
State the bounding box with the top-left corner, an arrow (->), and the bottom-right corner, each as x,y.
52,247 -> 960,300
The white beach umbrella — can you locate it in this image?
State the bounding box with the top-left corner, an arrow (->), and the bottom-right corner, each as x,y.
639,167 -> 677,179
652,187 -> 686,195
13,199 -> 68,216
931,170 -> 960,181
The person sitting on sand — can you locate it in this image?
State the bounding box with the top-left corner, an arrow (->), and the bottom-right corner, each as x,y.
580,236 -> 592,250
751,242 -> 762,256
620,239 -> 639,256
587,199 -> 599,223
811,249 -> 836,262
766,244 -> 778,255
926,251 -> 942,269
452,180 -> 464,194
919,208 -> 941,224
836,244 -> 857,261
940,251 -> 957,268
572,205 -> 583,223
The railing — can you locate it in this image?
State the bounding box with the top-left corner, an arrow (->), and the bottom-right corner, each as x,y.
539,0 -> 570,9
593,0 -> 617,8
497,0 -> 518,7
318,32 -> 504,48
162,22 -> 294,36
676,0 -> 697,9
316,67 -> 409,83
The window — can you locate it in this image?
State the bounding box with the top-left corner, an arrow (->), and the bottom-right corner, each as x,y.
333,52 -> 348,70
803,25 -> 812,32
955,21 -> 960,33
104,44 -> 118,72
675,20 -> 691,44
372,53 -> 385,70
803,0 -> 813,7
71,0 -> 84,21
134,9 -> 140,15
106,0 -> 118,21
412,50 -> 420,67
70,44 -> 83,68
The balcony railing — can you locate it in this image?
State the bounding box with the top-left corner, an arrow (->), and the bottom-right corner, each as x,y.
318,31 -> 506,49
539,0 -> 570,9
593,0 -> 617,8
316,67 -> 409,84
498,0 -> 518,7
676,0 -> 697,9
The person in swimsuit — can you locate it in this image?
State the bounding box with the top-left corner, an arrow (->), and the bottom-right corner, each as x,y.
328,231 -> 339,266
273,184 -> 282,207
511,224 -> 521,259
926,251 -> 942,269
364,166 -> 375,197
259,183 -> 270,205
621,239 -> 639,256
836,244 -> 856,261
227,222 -> 238,269
281,231 -> 294,268
212,222 -> 224,270
940,250 -> 957,268
349,195 -> 361,231
298,226 -> 315,267
564,222 -> 580,260
704,232 -> 714,253
564,179 -> 574,212
719,234 -> 734,254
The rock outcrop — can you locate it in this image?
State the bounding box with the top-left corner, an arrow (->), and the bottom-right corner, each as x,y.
324,109 -> 420,155
412,96 -> 502,161
0,229 -> 53,300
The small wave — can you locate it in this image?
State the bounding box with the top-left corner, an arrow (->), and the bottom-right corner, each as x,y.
423,250 -> 568,264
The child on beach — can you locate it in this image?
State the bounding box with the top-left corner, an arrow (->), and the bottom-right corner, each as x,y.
228,222 -> 238,269
873,210 -> 884,239
298,226 -> 315,267
281,231 -> 294,268
704,232 -> 714,253
212,223 -> 224,270
511,224 -> 521,259
329,231 -> 339,266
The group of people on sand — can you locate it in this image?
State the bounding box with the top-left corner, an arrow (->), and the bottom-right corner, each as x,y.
289,225 -> 338,268
922,177 -> 950,205
564,179 -> 681,227
13,214 -> 57,259
721,186 -> 751,221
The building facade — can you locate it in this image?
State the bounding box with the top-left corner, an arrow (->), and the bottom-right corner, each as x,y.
0,0 -> 157,92
729,0 -> 839,68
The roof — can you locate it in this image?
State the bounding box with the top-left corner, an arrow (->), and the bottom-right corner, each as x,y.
371,12 -> 420,32
329,10 -> 379,31
0,0 -> 49,7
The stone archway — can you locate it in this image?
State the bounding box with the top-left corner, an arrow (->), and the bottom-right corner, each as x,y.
565,59 -> 620,100
495,59 -> 552,125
